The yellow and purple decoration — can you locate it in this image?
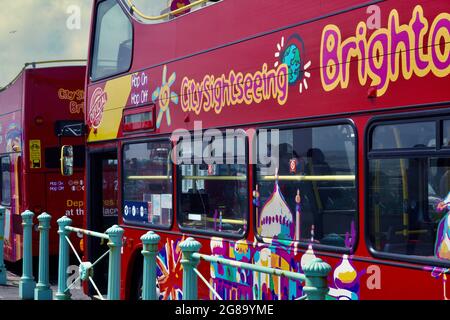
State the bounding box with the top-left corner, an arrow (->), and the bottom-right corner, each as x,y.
152,65 -> 178,129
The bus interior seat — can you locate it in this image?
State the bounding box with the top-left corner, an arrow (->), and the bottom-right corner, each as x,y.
306,148 -> 333,176
117,39 -> 132,71
181,192 -> 210,216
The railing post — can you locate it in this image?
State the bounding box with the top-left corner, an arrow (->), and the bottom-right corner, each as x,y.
34,212 -> 52,300
19,210 -> 36,300
302,257 -> 332,300
55,216 -> 72,300
179,237 -> 201,300
106,225 -> 124,300
0,206 -> 6,285
141,231 -> 160,300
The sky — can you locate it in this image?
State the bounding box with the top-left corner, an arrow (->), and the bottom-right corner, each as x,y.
0,0 -> 93,87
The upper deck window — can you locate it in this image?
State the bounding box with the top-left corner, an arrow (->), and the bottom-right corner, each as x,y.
91,0 -> 133,81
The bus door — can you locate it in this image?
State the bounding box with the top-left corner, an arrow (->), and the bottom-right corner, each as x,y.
87,150 -> 118,296
0,154 -> 18,262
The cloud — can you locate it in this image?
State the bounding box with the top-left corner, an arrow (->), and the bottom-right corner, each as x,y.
0,0 -> 93,87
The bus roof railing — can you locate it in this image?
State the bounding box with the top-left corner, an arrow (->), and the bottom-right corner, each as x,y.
23,59 -> 86,69
126,0 -> 211,21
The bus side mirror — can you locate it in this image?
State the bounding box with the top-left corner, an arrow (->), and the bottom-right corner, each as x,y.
61,145 -> 74,176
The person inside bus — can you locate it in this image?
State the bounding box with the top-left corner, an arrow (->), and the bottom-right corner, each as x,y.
301,148 -> 334,242
204,161 -> 245,233
276,143 -> 296,196
306,148 -> 333,176
404,156 -> 429,255
124,158 -> 140,200
117,39 -> 132,72
438,158 -> 450,199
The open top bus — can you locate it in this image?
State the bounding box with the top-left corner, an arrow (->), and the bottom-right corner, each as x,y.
0,62 -> 86,263
83,0 -> 450,299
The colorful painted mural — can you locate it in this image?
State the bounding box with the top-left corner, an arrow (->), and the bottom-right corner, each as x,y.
208,178 -> 360,300
156,237 -> 184,300
207,236 -> 361,300
209,237 -> 303,300
259,180 -> 294,240
273,34 -> 312,94
435,192 -> 450,260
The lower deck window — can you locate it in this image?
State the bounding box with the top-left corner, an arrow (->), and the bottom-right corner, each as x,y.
368,118 -> 450,264
177,133 -> 249,236
369,157 -> 450,260
255,124 -> 357,248
178,163 -> 248,235
123,141 -> 172,227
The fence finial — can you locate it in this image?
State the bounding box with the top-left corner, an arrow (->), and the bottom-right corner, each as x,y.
179,237 -> 201,300
55,216 -> 72,300
19,210 -> 36,300
106,225 -> 124,300
35,212 -> 52,300
141,231 -> 160,300
302,257 -> 331,300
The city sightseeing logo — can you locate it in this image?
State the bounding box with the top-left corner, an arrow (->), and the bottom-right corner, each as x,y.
88,87 -> 108,129
180,33 -> 311,116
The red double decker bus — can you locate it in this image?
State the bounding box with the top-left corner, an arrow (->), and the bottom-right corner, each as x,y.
0,62 -> 86,262
83,0 -> 450,299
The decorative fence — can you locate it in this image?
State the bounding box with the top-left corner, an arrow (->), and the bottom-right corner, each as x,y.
0,210 -> 125,301
55,216 -> 124,300
0,209 -> 332,301
140,236 -> 332,301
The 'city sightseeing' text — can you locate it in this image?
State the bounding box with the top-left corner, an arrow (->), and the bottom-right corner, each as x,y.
181,63 -> 289,115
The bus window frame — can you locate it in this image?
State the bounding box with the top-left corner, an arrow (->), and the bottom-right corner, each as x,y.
253,119 -> 359,255
121,137 -> 174,231
176,130 -> 250,240
368,118 -> 438,153
365,109 -> 450,268
89,0 -> 135,83
0,155 -> 11,207
441,119 -> 450,149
